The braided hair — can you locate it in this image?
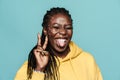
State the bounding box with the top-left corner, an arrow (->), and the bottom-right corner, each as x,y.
27,7 -> 73,80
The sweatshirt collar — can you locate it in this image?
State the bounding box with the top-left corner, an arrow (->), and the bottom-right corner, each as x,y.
58,41 -> 82,63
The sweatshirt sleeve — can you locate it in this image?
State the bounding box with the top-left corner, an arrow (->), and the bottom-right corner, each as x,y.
84,52 -> 103,80
14,61 -> 44,80
95,65 -> 103,80
91,55 -> 103,80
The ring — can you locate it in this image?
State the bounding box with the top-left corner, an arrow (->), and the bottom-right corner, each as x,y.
39,51 -> 49,56
37,45 -> 41,47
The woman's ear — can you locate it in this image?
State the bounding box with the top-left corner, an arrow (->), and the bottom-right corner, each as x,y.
43,27 -> 47,36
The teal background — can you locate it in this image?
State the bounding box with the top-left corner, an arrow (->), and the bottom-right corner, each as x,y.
0,0 -> 120,80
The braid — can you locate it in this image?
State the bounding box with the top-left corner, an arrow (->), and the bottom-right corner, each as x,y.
27,45 -> 37,79
42,7 -> 73,27
27,7 -> 72,80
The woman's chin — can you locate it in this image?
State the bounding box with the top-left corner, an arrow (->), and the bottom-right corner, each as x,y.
55,44 -> 69,53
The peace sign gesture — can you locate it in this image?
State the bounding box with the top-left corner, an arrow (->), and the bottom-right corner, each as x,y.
34,33 -> 49,72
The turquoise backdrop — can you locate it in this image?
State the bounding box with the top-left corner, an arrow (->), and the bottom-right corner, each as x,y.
0,0 -> 120,80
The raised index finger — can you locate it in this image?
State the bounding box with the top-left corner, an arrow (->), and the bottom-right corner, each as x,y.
37,33 -> 41,46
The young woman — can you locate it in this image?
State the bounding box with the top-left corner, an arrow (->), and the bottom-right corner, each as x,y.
15,7 -> 103,80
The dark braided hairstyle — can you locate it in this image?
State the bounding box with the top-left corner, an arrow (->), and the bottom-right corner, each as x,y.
27,7 -> 73,80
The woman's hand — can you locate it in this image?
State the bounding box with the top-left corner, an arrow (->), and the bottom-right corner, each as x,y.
33,33 -> 49,72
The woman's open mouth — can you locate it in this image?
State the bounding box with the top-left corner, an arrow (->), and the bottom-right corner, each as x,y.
56,39 -> 67,48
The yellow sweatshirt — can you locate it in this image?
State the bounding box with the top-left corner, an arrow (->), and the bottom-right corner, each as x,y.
14,41 -> 103,80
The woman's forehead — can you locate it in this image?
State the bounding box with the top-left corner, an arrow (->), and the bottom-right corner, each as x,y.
49,14 -> 71,24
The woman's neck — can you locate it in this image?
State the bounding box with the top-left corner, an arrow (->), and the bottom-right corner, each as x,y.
50,47 -> 70,59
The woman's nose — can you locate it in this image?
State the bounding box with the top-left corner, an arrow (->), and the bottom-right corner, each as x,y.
59,27 -> 66,35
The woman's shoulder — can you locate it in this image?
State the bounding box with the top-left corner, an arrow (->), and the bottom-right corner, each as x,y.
79,51 -> 96,63
16,61 -> 28,74
19,61 -> 28,69
23,61 -> 28,65
81,51 -> 94,58
14,61 -> 28,80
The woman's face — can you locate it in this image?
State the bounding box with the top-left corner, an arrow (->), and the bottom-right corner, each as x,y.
44,13 -> 73,54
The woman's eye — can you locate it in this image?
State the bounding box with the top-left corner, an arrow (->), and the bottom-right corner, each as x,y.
52,26 -> 60,29
65,26 -> 73,30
